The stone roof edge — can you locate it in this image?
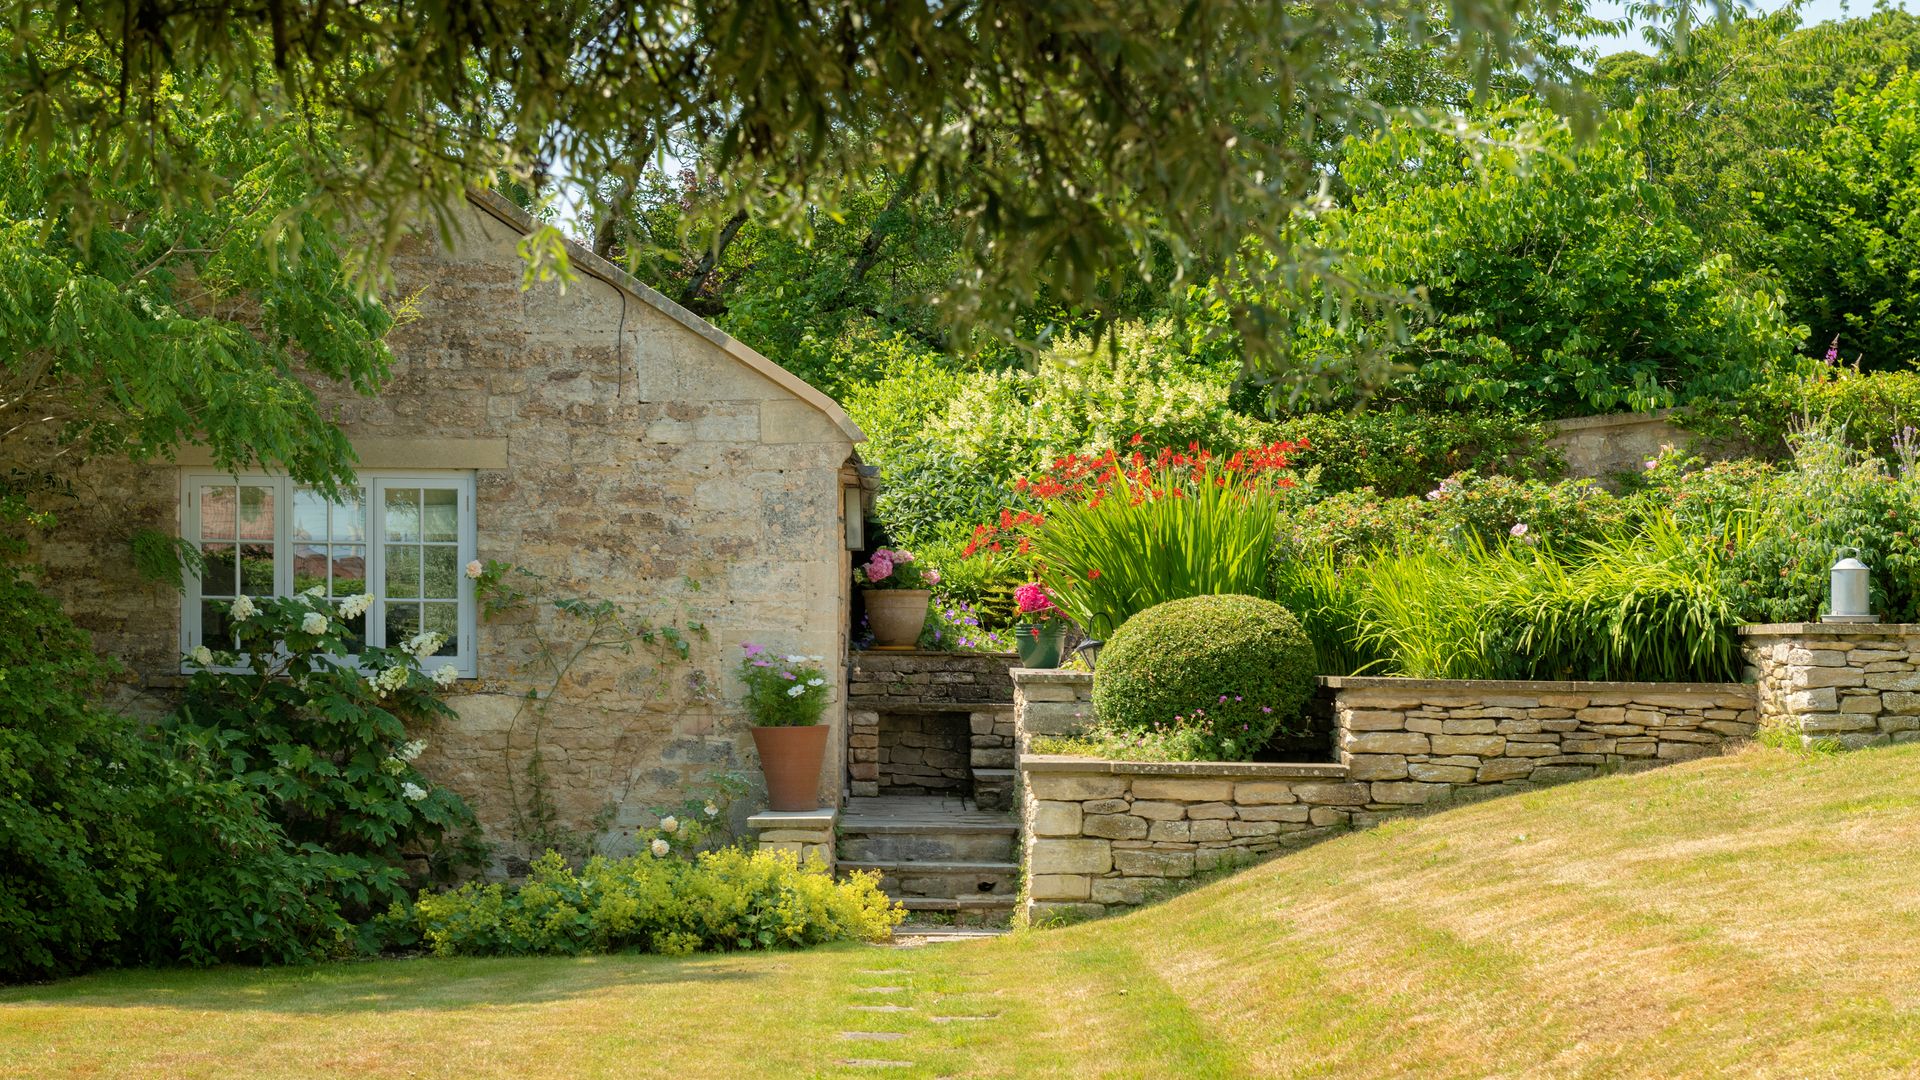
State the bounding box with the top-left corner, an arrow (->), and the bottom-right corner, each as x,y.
464,188 -> 865,444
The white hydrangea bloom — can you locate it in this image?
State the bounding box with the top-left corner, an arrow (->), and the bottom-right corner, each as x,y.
650,838 -> 671,858
300,611 -> 329,635
405,630 -> 446,660
230,594 -> 257,621
369,664 -> 412,698
659,815 -> 679,834
302,584 -> 327,599
400,781 -> 428,802
431,664 -> 459,688
398,739 -> 428,762
338,592 -> 374,619
187,645 -> 215,667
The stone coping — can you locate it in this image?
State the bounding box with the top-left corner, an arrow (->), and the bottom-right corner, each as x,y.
1320,675 -> 1748,694
1740,623 -> 1920,636
746,807 -> 840,829
855,649 -> 1017,659
1011,668 -> 1093,683
1546,408 -> 1681,434
1019,754 -> 1348,780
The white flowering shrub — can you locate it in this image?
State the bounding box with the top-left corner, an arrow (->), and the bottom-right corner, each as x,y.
163,591 -> 485,925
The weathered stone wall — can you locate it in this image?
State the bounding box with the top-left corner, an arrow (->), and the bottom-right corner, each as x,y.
846,649 -> 1018,803
1014,670 -> 1758,922
1022,758 -> 1356,922
28,193 -> 860,856
875,709 -> 972,794
1328,677 -> 1757,810
1743,624 -> 1920,748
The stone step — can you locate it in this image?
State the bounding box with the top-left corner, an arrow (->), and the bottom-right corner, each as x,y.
840,859 -> 1020,900
899,896 -> 1016,928
838,830 -> 1018,864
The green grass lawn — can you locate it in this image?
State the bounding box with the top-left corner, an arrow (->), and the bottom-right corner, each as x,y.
9,743 -> 1920,1078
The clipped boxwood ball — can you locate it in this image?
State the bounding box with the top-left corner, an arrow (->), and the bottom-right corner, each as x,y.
1091,594 -> 1316,761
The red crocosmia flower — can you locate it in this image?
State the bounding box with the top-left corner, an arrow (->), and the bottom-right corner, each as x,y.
1015,477 -> 1030,492
1130,433 -> 1144,446
999,509 -> 1014,529
1087,569 -> 1103,580
990,542 -> 1001,552
1017,537 -> 1031,554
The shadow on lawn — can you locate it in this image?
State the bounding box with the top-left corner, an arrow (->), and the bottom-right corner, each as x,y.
0,951 -> 813,1015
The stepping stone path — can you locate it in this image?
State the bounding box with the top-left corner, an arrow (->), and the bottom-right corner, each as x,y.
834,946 -> 1001,1070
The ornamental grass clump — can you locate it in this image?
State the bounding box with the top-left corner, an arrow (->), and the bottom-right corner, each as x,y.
1089,594 -> 1316,761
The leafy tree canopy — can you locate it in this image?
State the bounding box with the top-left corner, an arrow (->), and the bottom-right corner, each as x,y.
1201,100 -> 1806,417
0,63 -> 393,499
1,0 -> 1607,398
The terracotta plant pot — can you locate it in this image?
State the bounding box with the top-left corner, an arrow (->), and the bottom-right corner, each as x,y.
751,724 -> 831,811
1015,622 -> 1066,668
864,588 -> 932,648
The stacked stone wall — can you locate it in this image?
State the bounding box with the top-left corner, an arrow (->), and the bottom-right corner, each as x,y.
1743,624 -> 1920,747
1014,669 -> 1759,922
1328,677 -> 1757,811
846,650 -> 1018,799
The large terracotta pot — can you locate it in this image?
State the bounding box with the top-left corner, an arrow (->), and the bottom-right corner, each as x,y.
752,724 -> 831,811
864,588 -> 932,648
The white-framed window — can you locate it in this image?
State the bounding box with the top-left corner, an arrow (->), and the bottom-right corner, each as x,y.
179,471 -> 478,677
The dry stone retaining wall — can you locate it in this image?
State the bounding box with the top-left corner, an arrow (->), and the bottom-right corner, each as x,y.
1743,624 -> 1920,748
847,650 -> 1017,804
1013,669 -> 1759,922
1328,677 -> 1758,811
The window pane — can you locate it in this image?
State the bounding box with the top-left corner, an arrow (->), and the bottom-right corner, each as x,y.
332,547 -> 367,595
423,603 -> 459,656
384,488 -> 421,542
238,486 -> 275,540
385,545 -> 421,598
200,543 -> 237,595
331,489 -> 366,542
422,488 -> 458,542
385,602 -> 421,646
292,545 -> 329,594
422,546 -> 458,599
202,600 -> 233,645
293,489 -> 330,542
200,486 -> 236,540
239,544 -> 276,595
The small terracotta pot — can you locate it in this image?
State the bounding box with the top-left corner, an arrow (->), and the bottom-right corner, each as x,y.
752,724 -> 830,811
864,588 -> 932,648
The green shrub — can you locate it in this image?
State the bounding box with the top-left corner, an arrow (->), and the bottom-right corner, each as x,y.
1091,595 -> 1317,761
410,848 -> 902,957
1270,410 -> 1562,498
0,567 -> 160,981
1282,472 -> 1631,563
1693,368 -> 1920,463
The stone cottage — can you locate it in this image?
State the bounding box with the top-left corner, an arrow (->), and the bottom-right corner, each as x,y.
33,189 -> 865,852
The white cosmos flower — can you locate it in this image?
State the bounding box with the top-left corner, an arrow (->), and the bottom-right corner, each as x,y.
338,592 -> 374,619
786,684 -> 805,697
300,611 -> 329,635
784,654 -> 806,664
400,781 -> 427,802
230,594 -> 257,621
650,838 -> 670,858
659,815 -> 679,834
806,677 -> 825,687
188,645 -> 214,667
431,664 -> 459,688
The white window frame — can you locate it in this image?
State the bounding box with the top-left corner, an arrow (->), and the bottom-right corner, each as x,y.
179,470 -> 478,678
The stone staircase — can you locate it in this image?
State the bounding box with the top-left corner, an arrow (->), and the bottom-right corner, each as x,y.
836,795 -> 1020,925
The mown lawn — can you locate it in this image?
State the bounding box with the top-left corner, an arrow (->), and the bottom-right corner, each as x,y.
8,743 -> 1920,1078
